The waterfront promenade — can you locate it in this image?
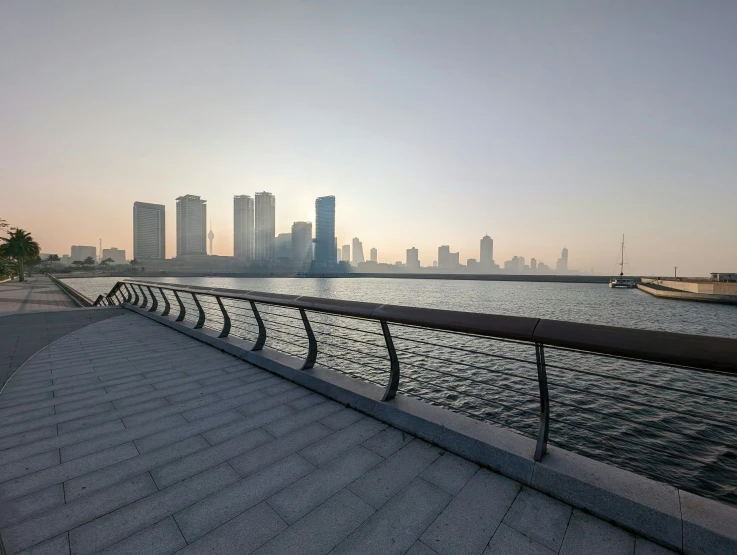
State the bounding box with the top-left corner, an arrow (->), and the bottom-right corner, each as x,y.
0,312 -> 677,554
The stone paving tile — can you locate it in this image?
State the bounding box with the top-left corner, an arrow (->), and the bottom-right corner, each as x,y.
332,478 -> 452,555
0,450 -> 60,483
0,484 -> 64,528
69,463 -> 239,554
64,435 -> 210,501
485,523 -> 556,555
254,490 -> 374,555
361,426 -> 413,457
348,439 -> 443,509
174,454 -> 314,543
267,446 -> 382,524
0,442 -> 139,502
298,417 -> 386,466
14,532 -> 71,555
559,510 -> 635,555
177,502 -> 286,555
502,486 -> 572,552
419,451 -> 479,496
134,410 -> 242,453
635,537 -> 678,555
1,473 -> 157,554
201,404 -> 294,446
406,541 -> 440,555
97,517 -> 186,555
420,469 -> 521,555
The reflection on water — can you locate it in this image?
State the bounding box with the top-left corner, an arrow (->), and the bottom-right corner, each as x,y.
67,276 -> 737,504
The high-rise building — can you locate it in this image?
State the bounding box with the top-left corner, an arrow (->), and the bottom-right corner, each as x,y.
370,248 -> 377,263
406,247 -> 420,269
133,202 -> 165,260
480,235 -> 494,267
176,195 -> 207,256
314,196 -> 336,266
275,233 -> 292,259
450,252 -> 460,267
234,195 -> 255,259
70,245 -> 96,263
556,248 -> 569,274
530,258 -> 537,271
292,222 -> 313,269
102,248 -> 126,265
255,192 -> 276,260
438,245 -> 451,269
342,244 -> 350,263
352,238 -> 364,264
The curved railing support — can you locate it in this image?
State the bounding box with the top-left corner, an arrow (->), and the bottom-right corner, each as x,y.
131,284 -> 140,305
173,290 -> 186,322
299,308 -> 317,370
147,286 -> 158,313
159,288 -> 171,316
380,320 -> 400,401
191,293 -> 205,329
139,285 -> 148,309
216,296 -> 231,338
122,284 -> 132,303
534,343 -> 550,462
250,301 -> 266,351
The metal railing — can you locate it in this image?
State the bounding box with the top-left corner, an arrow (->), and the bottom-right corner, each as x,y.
95,279 -> 737,504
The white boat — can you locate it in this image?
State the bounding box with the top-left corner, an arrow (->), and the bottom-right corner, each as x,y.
610,235 -> 636,288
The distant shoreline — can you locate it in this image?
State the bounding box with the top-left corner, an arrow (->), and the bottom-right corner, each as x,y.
58,271 -> 618,284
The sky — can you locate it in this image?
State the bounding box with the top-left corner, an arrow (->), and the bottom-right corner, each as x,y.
1,0 -> 735,276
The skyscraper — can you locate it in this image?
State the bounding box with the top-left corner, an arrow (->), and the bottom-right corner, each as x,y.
530,258 -> 537,271
314,196 -> 336,266
352,238 -> 364,264
406,247 -> 420,269
438,245 -> 450,268
275,233 -> 292,259
133,202 -> 165,260
370,248 -> 377,263
292,222 -> 313,270
480,235 -> 494,267
556,248 -> 569,274
342,244 -> 350,263
176,195 -> 207,256
102,248 -> 126,265
233,195 -> 254,258
255,192 -> 276,260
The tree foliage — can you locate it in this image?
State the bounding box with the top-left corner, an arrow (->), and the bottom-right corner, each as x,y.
0,229 -> 41,282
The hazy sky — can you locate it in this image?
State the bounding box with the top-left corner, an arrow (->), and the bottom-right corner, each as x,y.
1,1 -> 735,275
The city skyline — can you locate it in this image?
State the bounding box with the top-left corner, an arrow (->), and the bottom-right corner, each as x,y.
1,2 -> 735,275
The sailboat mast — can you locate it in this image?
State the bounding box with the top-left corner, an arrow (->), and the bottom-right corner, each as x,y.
620,234 -> 624,276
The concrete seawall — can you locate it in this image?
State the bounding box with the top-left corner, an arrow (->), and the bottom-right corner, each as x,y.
638,281 -> 737,305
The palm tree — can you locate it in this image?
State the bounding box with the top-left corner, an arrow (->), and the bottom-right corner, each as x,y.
44,254 -> 60,272
0,229 -> 41,282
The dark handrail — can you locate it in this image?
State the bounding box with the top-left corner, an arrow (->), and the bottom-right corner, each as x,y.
100,279 -> 737,374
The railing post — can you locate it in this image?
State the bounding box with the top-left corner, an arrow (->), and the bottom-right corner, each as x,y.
299,308 -> 317,370
249,301 -> 266,351
173,290 -> 186,321
159,288 -> 171,317
191,293 -> 206,329
115,290 -> 124,305
139,285 -> 148,309
131,284 -> 140,305
122,284 -> 132,303
380,320 -> 400,401
146,286 -> 158,312
215,296 -> 231,338
534,343 -> 550,462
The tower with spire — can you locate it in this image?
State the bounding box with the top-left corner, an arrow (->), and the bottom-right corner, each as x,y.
208,220 -> 215,255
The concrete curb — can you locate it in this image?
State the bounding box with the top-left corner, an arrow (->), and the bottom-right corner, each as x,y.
125,304 -> 737,554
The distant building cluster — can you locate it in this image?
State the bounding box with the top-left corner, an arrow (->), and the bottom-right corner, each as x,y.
56,193 -> 575,275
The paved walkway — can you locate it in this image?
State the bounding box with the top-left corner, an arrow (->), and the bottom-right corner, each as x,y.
0,314 -> 673,555
0,277 -> 78,315
0,309 -> 124,390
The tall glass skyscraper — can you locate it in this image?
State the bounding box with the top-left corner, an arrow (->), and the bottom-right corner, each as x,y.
133,202 -> 165,260
233,195 -> 254,258
175,195 -> 206,257
314,196 -> 336,266
255,192 -> 276,260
